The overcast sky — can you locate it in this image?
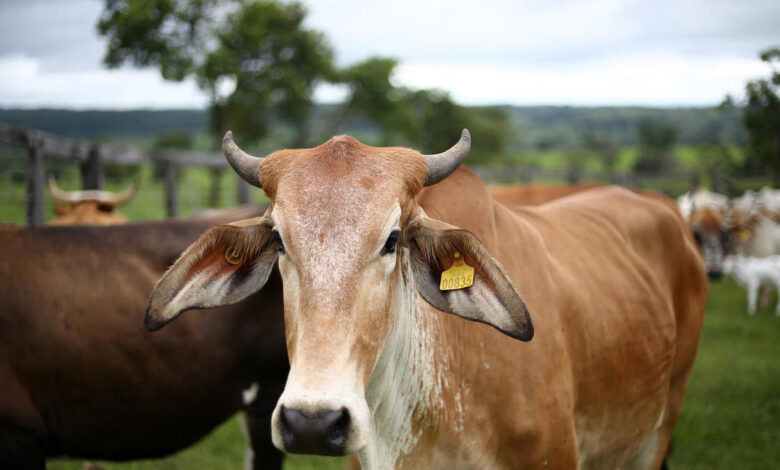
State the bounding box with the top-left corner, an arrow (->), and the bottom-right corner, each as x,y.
1,0 -> 778,109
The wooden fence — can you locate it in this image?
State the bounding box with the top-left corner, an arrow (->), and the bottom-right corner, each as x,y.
1,122 -> 762,226
0,122 -> 249,225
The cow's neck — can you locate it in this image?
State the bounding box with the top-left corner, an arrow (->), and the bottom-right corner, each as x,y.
360,249 -> 447,469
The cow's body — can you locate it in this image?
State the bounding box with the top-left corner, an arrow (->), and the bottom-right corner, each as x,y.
370,168 -> 707,469
0,214 -> 287,469
145,133 -> 707,470
489,182 -> 602,206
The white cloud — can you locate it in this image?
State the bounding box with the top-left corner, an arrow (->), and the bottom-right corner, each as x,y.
395,53 -> 769,106
0,0 -> 778,108
0,55 -> 206,109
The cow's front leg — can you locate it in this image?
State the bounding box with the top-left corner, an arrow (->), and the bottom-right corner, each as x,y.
241,380 -> 286,470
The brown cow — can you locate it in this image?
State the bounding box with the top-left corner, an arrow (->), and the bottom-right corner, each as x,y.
146,131 -> 707,469
48,176 -> 137,225
0,212 -> 288,470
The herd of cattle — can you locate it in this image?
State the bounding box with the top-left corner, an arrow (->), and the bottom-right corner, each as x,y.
0,130 -> 771,469
678,187 -> 780,314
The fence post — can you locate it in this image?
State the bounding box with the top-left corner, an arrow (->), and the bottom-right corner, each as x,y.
236,178 -> 250,205
164,159 -> 179,218
81,145 -> 103,190
25,136 -> 45,226
209,168 -> 222,207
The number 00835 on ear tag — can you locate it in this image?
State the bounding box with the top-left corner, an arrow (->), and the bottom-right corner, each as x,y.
440,252 -> 475,291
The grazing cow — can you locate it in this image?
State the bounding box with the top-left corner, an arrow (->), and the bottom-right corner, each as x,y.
48,176 -> 138,225
489,182 -> 602,206
723,256 -> 780,315
0,211 -> 288,470
146,130 -> 707,470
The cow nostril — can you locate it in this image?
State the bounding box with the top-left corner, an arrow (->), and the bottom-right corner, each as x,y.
280,405 -> 295,445
328,407 -> 350,447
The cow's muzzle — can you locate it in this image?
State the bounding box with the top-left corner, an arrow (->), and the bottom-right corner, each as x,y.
279,405 -> 351,456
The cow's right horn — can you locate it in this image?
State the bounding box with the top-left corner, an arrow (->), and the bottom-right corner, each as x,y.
223,131 -> 264,188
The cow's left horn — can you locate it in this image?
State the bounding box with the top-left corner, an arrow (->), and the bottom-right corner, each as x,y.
223,131 -> 264,188
422,129 -> 471,186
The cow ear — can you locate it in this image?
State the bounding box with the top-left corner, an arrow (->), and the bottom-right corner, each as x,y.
405,218 -> 533,341
145,217 -> 279,331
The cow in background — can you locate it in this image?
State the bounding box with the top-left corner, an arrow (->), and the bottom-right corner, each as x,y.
677,188 -> 729,221
48,176 -> 137,225
727,188 -> 780,258
723,255 -> 780,315
0,211 -> 287,470
678,188 -> 732,279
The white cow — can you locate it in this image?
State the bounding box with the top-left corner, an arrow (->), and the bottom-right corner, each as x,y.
723,256 -> 780,315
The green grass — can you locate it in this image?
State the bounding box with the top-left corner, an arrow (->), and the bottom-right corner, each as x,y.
47,280 -> 778,469
668,278 -> 779,469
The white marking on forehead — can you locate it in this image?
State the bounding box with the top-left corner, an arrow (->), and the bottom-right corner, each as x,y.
273,185 -> 400,310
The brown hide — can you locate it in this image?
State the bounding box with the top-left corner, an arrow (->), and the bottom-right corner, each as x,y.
405,167 -> 707,469
489,182 -> 602,206
0,210 -> 288,469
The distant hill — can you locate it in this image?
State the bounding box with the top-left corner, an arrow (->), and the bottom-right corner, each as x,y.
0,105 -> 745,149
0,109 -> 208,139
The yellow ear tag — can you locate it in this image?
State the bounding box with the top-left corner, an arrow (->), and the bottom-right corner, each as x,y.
440,252 -> 475,291
738,229 -> 751,241
225,248 -> 242,265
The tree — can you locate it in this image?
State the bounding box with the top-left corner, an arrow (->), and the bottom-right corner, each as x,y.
581,125 -> 617,182
740,47 -> 780,183
633,119 -> 678,173
329,57 -> 412,143
98,0 -> 334,147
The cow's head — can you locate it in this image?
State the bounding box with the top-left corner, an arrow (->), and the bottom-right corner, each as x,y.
49,176 -> 137,225
145,131 -> 532,456
689,206 -> 731,279
726,206 -> 762,247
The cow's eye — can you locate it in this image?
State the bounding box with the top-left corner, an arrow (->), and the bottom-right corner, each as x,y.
270,230 -> 285,254
381,230 -> 400,256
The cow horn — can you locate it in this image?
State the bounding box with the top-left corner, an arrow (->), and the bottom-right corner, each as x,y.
102,179 -> 139,206
422,129 -> 471,186
223,131 -> 264,188
48,175 -> 77,203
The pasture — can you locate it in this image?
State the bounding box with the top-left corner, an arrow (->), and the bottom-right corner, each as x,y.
46,276 -> 779,470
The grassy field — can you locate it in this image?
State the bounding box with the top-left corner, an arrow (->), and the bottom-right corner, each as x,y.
47,279 -> 779,470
